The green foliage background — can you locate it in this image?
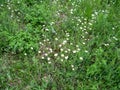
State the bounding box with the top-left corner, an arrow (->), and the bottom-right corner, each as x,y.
0,0 -> 120,90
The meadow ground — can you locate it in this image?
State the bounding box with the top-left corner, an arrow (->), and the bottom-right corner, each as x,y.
0,0 -> 120,90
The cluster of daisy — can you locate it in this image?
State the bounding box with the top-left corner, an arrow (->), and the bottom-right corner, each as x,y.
37,31 -> 84,65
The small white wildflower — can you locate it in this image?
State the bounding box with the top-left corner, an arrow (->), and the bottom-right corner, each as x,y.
106,43 -> 109,46
76,45 -> 79,48
11,15 -> 13,18
78,19 -> 81,22
70,9 -> 73,14
54,53 -> 58,57
84,28 -> 86,31
61,59 -> 63,62
102,10 -> 105,13
104,43 -> 109,46
39,42 -> 42,45
55,38 -> 58,41
46,39 -> 49,41
17,19 -> 20,22
65,50 -> 68,53
89,27 -> 92,30
82,36 -> 85,38
50,22 -> 54,25
8,7 -> 11,10
46,48 -> 49,50
44,53 -> 48,56
43,39 -> 46,42
65,56 -> 68,60
72,68 -> 75,71
47,57 -> 51,61
41,56 -> 45,59
70,43 -> 73,45
45,28 -> 49,31
62,40 -> 67,45
18,12 -> 20,15
57,12 -> 60,15
85,32 -> 88,34
60,48 -> 64,52
84,18 -> 87,21
15,9 -> 17,12
80,27 -> 83,30
48,61 -> 51,64
112,27 -> 115,30
73,50 -> 77,53
89,22 -> 92,26
71,65 -> 74,68
82,42 -> 86,45
113,36 -> 118,40
92,14 -> 95,17
1,4 -> 3,7
85,50 -> 88,53
11,10 -> 14,13
30,47 -> 33,50
77,48 -> 81,51
61,54 -> 64,57
43,25 -> 45,27
66,38 -> 69,41
79,57 -> 83,60
38,51 -> 41,53
66,33 -> 70,37
94,11 -> 98,15
59,44 -> 62,47
49,48 -> 53,53
24,53 -> 27,56
67,49 -> 71,52
17,1 -> 20,4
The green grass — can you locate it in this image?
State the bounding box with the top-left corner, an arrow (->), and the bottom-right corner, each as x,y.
0,0 -> 120,90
